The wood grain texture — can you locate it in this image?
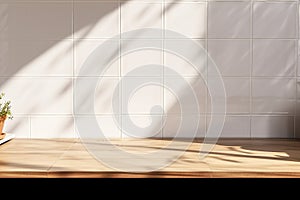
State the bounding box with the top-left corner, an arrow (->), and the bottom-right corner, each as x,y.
1,139 -> 300,178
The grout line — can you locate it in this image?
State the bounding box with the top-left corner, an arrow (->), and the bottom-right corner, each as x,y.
72,0 -> 76,140
207,38 -> 298,40
119,38 -> 298,40
2,75 -> 300,78
250,0 -> 253,139
162,0 -> 165,139
119,0 -> 123,139
19,114 -> 79,116
71,113 -> 296,117
206,1 -> 209,137
15,37 -> 296,41
9,38 -> 298,41
207,0 -> 297,2
22,113 -> 295,116
294,39 -> 297,138
295,0 -> 299,138
72,0 -> 75,78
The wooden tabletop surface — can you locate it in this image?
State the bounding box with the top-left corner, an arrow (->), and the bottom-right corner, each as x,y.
1,138 -> 300,178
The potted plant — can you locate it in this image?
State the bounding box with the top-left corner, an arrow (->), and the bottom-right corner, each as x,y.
0,93 -> 13,140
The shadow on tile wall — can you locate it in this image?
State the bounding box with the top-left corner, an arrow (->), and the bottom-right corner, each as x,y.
0,0 -> 299,139
0,1 -> 127,138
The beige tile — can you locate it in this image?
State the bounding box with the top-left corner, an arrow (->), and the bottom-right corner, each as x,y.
207,116 -> 251,138
252,78 -> 296,114
122,115 -> 163,138
208,78 -> 250,114
0,40 -> 73,77
3,116 -> 30,138
208,40 -> 251,77
0,78 -> 73,115
3,3 -> 72,40
164,77 -> 207,114
163,115 -> 206,138
121,40 -> 163,77
121,2 -> 162,38
74,39 -> 120,76
208,2 -> 251,38
165,2 -> 206,38
74,2 -> 119,39
251,116 -> 294,138
31,116 -> 76,138
253,40 -> 297,77
164,40 -> 206,77
75,77 -> 120,115
122,77 -> 163,115
253,2 -> 297,38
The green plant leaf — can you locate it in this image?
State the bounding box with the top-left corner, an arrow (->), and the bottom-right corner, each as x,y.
0,92 -> 13,120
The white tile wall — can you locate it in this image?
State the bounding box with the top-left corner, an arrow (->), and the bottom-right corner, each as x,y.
122,115 -> 163,138
3,3 -> 72,40
253,40 -> 297,77
2,116 -> 30,138
252,78 -> 296,115
163,115 -> 206,138
298,41 -> 300,76
251,116 -> 294,138
164,40 -> 206,77
0,77 -> 73,115
96,115 -> 121,139
122,77 -> 163,115
75,39 -> 120,77
253,2 -> 297,39
0,40 -> 73,77
75,115 -> 121,139
164,76 -> 207,114
75,77 -> 121,115
208,40 -> 251,77
207,115 -> 251,138
297,80 -> 300,116
95,77 -> 120,115
121,2 -> 163,38
165,2 -> 206,38
208,78 -> 250,114
74,2 -> 120,39
295,116 -> 300,139
208,2 -> 251,38
31,116 -> 76,138
121,39 -> 163,76
0,0 -> 299,138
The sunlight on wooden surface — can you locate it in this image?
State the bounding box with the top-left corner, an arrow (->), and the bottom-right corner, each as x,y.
1,139 -> 300,177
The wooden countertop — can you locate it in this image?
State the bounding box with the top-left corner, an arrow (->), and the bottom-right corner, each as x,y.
1,138 -> 300,178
